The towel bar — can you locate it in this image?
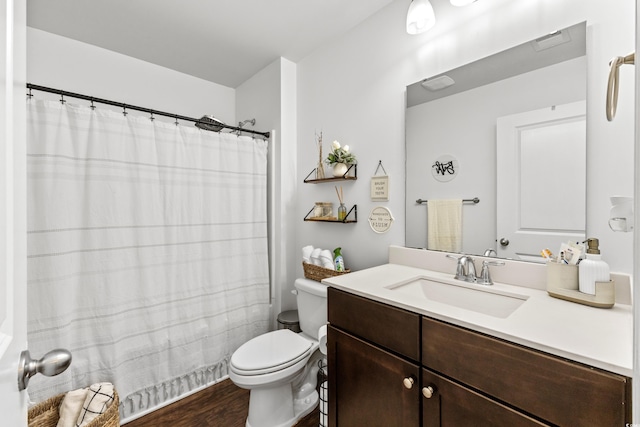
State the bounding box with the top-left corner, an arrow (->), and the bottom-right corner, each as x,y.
416,197 -> 479,204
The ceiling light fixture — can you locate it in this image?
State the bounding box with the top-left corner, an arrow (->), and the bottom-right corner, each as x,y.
406,0 -> 436,35
450,0 -> 478,6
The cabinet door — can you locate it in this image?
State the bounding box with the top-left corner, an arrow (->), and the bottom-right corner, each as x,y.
328,326 -> 420,426
422,317 -> 631,425
422,369 -> 549,427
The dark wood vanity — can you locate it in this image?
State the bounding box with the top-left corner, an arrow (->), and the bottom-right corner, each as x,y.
327,287 -> 631,426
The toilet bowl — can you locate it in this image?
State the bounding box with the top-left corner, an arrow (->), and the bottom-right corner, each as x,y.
229,278 -> 327,427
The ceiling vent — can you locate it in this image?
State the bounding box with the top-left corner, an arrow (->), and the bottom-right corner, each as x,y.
421,75 -> 455,91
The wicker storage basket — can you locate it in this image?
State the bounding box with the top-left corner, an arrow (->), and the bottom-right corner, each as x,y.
28,390 -> 120,427
302,261 -> 350,282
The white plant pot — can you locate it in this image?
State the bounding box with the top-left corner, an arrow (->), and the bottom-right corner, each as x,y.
332,163 -> 348,177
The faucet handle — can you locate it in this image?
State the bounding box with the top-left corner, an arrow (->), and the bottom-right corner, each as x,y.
478,260 -> 505,285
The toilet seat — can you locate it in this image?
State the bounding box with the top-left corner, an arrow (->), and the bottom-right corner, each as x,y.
230,329 -> 313,376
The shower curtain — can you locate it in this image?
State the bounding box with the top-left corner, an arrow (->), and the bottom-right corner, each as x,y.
26,99 -> 270,419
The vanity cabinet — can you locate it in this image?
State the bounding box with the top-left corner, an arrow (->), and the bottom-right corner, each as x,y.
328,287 -> 632,426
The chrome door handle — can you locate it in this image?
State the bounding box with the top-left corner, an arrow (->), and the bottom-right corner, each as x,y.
499,238 -> 509,246
18,349 -> 72,391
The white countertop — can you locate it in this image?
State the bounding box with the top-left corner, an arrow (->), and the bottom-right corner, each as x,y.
322,255 -> 633,377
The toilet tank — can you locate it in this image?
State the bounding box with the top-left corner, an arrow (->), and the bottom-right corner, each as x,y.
294,278 -> 328,340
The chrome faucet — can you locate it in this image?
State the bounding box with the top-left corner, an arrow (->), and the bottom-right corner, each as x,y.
483,248 -> 497,257
447,254 -> 505,285
446,254 -> 477,283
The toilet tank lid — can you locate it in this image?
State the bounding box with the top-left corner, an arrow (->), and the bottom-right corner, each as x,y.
295,278 -> 328,297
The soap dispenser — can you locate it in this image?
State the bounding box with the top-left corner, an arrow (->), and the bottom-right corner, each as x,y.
578,238 -> 610,295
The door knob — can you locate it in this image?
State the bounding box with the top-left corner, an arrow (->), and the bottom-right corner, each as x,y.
422,385 -> 436,399
18,349 -> 72,391
499,238 -> 510,246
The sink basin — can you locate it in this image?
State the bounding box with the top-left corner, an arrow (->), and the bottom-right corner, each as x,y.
386,277 -> 529,318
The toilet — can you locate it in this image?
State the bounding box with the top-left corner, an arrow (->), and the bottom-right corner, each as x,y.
229,278 -> 327,427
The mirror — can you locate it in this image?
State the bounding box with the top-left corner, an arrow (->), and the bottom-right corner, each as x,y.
405,22 -> 587,261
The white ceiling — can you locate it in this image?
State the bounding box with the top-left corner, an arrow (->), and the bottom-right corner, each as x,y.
27,0 -> 395,88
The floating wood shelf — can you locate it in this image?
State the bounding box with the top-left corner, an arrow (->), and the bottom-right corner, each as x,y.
304,205 -> 357,223
303,164 -> 357,183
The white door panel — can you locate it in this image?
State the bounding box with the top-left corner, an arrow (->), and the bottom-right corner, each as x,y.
497,101 -> 586,261
0,0 -> 27,425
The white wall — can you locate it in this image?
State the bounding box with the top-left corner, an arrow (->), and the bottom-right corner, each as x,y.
27,28 -> 235,124
297,0 -> 635,274
237,58 -> 299,325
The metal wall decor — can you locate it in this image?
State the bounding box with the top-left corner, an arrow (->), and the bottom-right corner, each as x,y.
431,154 -> 459,182
368,206 -> 394,233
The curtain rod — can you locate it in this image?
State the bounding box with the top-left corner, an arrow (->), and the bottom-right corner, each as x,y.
26,83 -> 271,139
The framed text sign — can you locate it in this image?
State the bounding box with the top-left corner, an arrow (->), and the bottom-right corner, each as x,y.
368,206 -> 394,233
370,175 -> 389,201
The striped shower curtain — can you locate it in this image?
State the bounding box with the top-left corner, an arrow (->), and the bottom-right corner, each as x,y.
26,99 -> 270,420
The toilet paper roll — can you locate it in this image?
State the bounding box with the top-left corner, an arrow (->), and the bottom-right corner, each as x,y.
318,324 -> 328,355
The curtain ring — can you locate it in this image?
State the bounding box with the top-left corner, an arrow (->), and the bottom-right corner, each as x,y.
123,106 -> 128,116
27,87 -> 33,99
90,98 -> 96,110
60,94 -> 66,104
150,112 -> 155,122
174,116 -> 179,126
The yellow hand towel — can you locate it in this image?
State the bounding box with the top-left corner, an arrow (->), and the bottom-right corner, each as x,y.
427,199 -> 462,252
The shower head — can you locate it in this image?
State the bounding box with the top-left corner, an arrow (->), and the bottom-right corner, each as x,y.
238,118 -> 256,127
195,115 -> 226,132
234,118 -> 256,135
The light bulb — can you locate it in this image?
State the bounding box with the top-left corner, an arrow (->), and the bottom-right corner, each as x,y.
406,0 -> 436,35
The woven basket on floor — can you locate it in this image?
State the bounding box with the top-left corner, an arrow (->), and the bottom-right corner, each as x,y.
302,261 -> 350,282
28,390 -> 120,427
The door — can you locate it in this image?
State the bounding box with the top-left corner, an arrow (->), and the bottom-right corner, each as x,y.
328,326 -> 420,426
496,101 -> 586,261
0,0 -> 27,425
422,369 -> 549,426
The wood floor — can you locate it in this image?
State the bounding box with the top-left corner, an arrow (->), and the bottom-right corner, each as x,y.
124,378 -> 319,427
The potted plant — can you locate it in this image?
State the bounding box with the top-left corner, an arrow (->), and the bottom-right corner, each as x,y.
325,140 -> 356,177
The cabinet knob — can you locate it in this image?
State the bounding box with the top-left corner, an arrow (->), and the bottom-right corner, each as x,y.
422,385 -> 436,399
402,376 -> 415,389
